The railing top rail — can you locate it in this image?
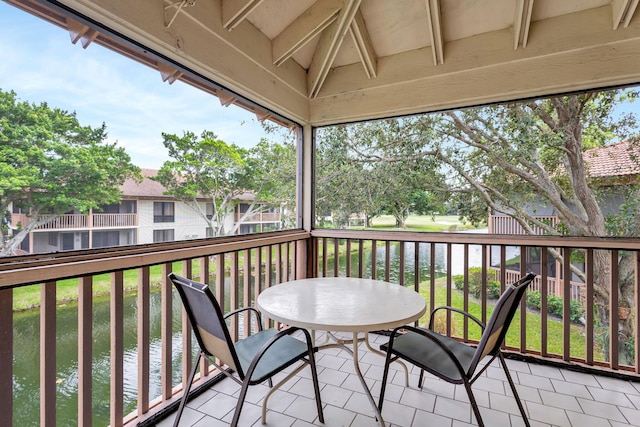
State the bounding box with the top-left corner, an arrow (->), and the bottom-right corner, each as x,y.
0,229 -> 310,289
311,228 -> 640,250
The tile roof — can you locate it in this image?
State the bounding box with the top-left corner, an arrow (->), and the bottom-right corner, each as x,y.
120,168 -> 257,201
584,141 -> 640,179
120,168 -> 170,198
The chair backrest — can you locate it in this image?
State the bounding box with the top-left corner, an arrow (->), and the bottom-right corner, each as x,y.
468,272 -> 536,375
168,273 -> 243,376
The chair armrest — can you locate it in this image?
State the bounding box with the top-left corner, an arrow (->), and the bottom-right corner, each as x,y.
224,307 -> 264,331
429,306 -> 485,331
386,325 -> 468,378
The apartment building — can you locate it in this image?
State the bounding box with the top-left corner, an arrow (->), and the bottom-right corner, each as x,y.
9,169 -> 282,254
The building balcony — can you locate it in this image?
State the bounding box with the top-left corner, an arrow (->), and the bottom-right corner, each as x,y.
235,212 -> 281,223
10,212 -> 138,231
1,229 -> 640,426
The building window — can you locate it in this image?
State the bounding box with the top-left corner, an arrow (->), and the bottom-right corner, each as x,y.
153,202 -> 174,223
153,229 -> 174,243
93,231 -> 120,248
240,224 -> 256,234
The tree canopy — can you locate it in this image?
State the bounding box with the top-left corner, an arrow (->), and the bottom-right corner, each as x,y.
0,89 -> 140,256
154,130 -> 295,237
317,89 -> 639,363
316,121 -> 446,228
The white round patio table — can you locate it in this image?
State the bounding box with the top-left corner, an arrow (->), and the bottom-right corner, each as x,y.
257,277 -> 426,426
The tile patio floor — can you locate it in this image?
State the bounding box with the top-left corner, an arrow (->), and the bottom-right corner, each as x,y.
156,332 -> 640,427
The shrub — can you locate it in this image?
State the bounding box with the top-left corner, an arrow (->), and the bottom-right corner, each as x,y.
487,280 -> 501,299
452,268 -> 501,299
526,290 -> 541,310
452,274 -> 464,290
569,300 -> 585,323
525,290 -> 584,323
547,295 -> 563,316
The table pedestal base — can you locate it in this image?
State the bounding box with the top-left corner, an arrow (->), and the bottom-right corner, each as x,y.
312,331 -> 411,427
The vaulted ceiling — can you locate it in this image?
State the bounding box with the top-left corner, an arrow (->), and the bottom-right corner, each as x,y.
7,0 -> 640,127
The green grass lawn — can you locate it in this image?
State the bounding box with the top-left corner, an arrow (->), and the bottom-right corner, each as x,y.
368,215 -> 478,232
12,260 -> 199,311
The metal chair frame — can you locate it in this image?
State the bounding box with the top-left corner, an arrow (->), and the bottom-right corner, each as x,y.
169,273 -> 324,426
378,272 -> 536,427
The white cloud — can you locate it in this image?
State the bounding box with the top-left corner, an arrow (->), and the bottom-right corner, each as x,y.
0,2 -> 272,169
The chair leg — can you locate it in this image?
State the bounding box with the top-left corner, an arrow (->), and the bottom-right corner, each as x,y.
499,354 -> 530,427
308,353 -> 325,423
418,369 -> 425,389
464,380 -> 484,427
377,350 -> 394,412
173,352 -> 202,427
231,380 -> 251,427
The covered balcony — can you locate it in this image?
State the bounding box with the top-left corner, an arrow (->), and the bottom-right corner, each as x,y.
2,1 -> 640,426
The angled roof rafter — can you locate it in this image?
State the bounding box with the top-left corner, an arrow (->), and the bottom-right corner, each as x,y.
222,0 -> 266,30
514,0 -> 534,49
307,0 -> 362,98
612,0 -> 639,29
272,0 -> 342,67
425,0 -> 444,65
68,19 -> 98,48
349,9 -> 377,79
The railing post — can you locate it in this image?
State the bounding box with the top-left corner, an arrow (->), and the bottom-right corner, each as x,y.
110,271 -> 124,427
41,281 -> 56,427
635,250 -> 640,374
609,250 -> 619,369
161,263 -> 173,401
137,267 -> 150,415
0,288 -> 12,427
585,249 -> 593,365
78,276 -> 93,427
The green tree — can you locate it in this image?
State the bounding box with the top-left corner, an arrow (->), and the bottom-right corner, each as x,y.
340,90 -> 639,363
154,131 -> 295,236
316,119 -> 446,229
429,92 -> 639,363
0,89 -> 140,256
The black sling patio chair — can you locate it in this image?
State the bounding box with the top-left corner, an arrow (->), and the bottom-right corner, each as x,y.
378,272 -> 536,427
168,273 -> 324,427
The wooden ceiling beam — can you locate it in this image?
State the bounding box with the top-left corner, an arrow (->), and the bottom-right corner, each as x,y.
222,0 -> 265,31
349,9 -> 377,79
67,19 -> 98,48
158,62 -> 183,84
272,0 -> 342,67
307,0 -> 362,99
311,7 -> 640,124
514,0 -> 534,49
218,92 -> 237,107
425,0 -> 443,65
612,0 -> 639,29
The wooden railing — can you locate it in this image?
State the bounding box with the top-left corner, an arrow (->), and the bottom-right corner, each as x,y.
2,228 -> 640,426
0,230 -> 307,427
311,229 -> 640,376
92,213 -> 138,227
489,214 -> 559,234
10,212 -> 138,230
235,212 -> 281,222
495,268 -> 584,302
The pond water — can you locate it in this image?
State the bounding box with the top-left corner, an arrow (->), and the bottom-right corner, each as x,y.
13,289 -> 189,426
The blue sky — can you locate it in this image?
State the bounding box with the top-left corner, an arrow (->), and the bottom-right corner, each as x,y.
2,2 -> 639,171
0,2 -> 269,169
